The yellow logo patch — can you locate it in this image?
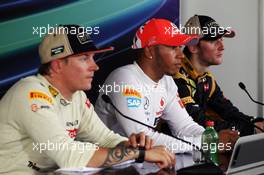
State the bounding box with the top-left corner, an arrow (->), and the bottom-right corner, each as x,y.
48,86 -> 59,97
122,88 -> 142,98
181,96 -> 194,105
29,91 -> 53,104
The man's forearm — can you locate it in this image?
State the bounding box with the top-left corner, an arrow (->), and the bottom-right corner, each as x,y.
87,142 -> 139,167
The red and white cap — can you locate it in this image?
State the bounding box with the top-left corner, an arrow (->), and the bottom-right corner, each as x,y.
132,18 -> 199,49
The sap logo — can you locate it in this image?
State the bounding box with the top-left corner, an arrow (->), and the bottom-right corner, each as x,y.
127,97 -> 141,108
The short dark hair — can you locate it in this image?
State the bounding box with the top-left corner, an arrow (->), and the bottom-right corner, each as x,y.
133,48 -> 144,59
183,46 -> 192,59
38,57 -> 69,75
38,62 -> 51,75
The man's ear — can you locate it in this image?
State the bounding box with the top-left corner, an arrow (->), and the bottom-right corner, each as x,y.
188,45 -> 199,54
50,59 -> 63,74
143,46 -> 154,59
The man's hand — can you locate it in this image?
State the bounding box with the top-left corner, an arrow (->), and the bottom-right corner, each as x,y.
145,146 -> 176,169
254,121 -> 264,134
128,132 -> 153,150
218,129 -> 239,153
88,132 -> 175,169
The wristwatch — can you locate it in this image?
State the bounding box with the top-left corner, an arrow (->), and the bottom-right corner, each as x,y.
135,147 -> 145,163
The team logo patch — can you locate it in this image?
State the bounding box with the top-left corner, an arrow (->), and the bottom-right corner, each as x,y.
67,128 -> 78,138
66,120 -> 79,127
160,97 -> 166,109
60,99 -> 70,106
31,104 -> 38,112
51,46 -> 64,56
144,96 -> 150,110
31,104 -> 50,112
181,96 -> 194,105
127,97 -> 141,108
48,85 -> 59,97
85,99 -> 91,108
122,88 -> 142,108
29,91 -> 53,104
77,32 -> 92,44
122,88 -> 142,98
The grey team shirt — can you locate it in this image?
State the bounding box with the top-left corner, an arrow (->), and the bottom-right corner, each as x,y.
0,74 -> 126,175
95,62 -> 204,153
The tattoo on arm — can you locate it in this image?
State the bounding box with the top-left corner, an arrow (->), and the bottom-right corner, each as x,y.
102,142 -> 138,167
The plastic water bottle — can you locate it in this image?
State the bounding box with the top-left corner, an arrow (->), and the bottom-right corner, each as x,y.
201,121 -> 219,165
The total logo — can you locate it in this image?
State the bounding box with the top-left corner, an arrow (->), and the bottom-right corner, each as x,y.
127,97 -> 141,108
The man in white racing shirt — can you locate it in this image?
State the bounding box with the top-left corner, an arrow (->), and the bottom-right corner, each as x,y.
95,18 -> 238,154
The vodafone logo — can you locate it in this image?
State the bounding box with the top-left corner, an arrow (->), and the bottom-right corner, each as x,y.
159,97 -> 166,110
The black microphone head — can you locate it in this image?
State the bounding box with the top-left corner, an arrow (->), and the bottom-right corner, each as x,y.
238,82 -> 246,90
102,94 -> 111,104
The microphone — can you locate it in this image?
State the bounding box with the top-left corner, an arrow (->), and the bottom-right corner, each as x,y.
102,94 -> 157,130
238,82 -> 264,106
237,82 -> 264,132
183,81 -> 264,132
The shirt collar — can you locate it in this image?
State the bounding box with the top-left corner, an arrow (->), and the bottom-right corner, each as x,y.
37,74 -> 72,104
133,61 -> 163,86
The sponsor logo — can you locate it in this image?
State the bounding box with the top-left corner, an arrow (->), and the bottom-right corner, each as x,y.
67,128 -> 78,138
181,96 -> 194,105
127,97 -> 141,108
144,96 -> 150,110
31,104 -> 38,112
29,91 -> 53,104
85,99 -> 91,108
66,120 -> 79,127
77,32 -> 92,44
123,88 -> 142,108
31,104 -> 50,112
48,85 -> 59,97
160,97 -> 165,109
155,97 -> 166,117
122,88 -> 142,98
28,161 -> 40,171
60,99 -> 70,106
51,46 -> 64,56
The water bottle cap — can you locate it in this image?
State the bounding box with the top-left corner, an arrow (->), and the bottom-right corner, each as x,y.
206,121 -> 214,127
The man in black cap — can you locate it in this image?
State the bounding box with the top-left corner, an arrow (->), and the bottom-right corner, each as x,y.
0,25 -> 175,174
174,15 -> 264,136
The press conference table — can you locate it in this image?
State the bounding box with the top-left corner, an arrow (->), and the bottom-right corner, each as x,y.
54,152 -> 231,175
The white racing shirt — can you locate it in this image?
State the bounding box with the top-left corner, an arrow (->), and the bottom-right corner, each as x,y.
0,74 -> 126,175
95,62 -> 205,153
